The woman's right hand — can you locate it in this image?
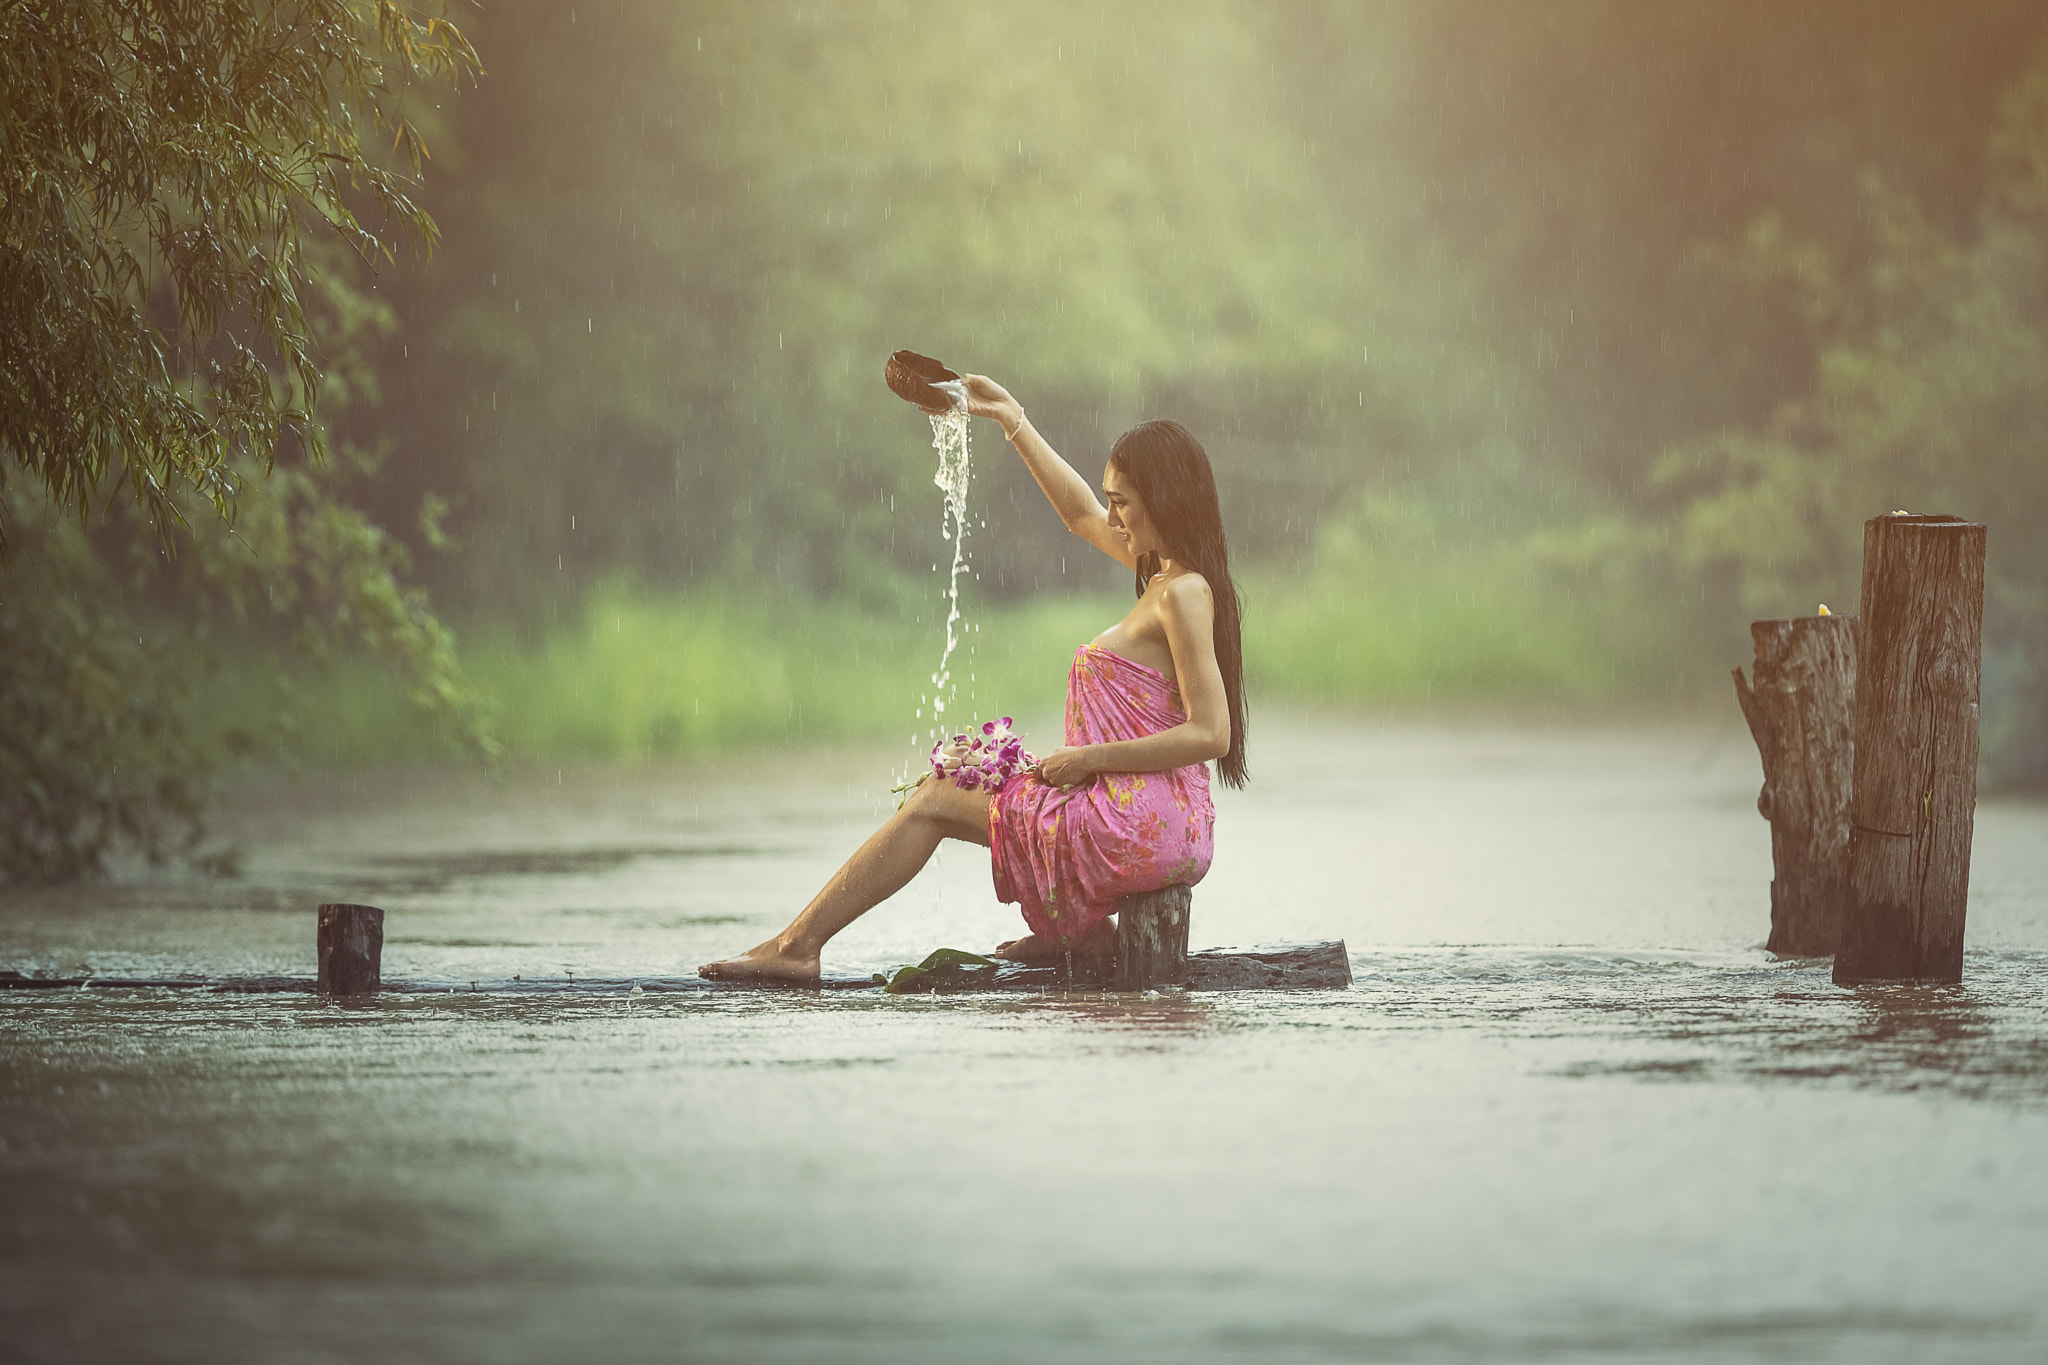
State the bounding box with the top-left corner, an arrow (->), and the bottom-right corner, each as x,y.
961,375 -> 1023,433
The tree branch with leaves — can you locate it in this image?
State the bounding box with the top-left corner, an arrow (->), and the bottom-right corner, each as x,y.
0,0 -> 489,882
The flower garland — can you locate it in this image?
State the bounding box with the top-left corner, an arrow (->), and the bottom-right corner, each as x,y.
893,717 -> 1037,805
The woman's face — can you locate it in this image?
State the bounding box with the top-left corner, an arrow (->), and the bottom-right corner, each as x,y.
1102,461 -> 1165,560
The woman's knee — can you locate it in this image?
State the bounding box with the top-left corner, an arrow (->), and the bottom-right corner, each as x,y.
898,776 -> 952,827
902,775 -> 990,843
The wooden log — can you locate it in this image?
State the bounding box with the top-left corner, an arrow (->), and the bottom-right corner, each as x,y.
317,903 -> 385,996
1185,941 -> 1352,991
1731,614 -> 1859,955
1835,514 -> 1986,986
1113,884 -> 1192,990
980,941 -> 1350,994
1,942 -> 1359,996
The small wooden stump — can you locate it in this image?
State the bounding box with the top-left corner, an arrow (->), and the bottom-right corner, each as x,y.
1114,885 -> 1192,990
317,903 -> 385,996
1836,514 -> 1986,986
1732,614 -> 1859,956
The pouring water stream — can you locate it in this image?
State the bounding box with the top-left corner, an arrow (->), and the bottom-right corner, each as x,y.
918,403 -> 973,746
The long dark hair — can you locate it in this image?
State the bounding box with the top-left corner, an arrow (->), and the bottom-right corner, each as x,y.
1108,419 -> 1248,788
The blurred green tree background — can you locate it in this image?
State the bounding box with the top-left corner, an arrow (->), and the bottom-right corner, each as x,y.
8,0 -> 2048,878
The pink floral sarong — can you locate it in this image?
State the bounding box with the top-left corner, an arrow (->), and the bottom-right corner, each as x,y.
988,644 -> 1216,947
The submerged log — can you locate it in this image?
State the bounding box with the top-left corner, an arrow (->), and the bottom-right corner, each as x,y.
1114,884 -> 1192,990
317,903 -> 385,996
0,970 -> 300,991
1184,941 -> 1353,991
1732,614 -> 1859,956
1836,514 -> 1986,986
2,942 -> 1357,996
981,940 -> 1351,993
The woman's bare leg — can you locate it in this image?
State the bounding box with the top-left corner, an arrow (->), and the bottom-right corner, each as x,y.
698,776 -> 992,982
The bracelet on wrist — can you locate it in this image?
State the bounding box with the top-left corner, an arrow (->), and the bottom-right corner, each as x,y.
1004,412 -> 1028,442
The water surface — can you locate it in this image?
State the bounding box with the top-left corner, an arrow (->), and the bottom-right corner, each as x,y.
5,715 -> 2047,1363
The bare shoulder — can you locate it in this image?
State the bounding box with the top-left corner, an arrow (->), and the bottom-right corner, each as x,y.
1158,572 -> 1215,629
1163,568 -> 1204,605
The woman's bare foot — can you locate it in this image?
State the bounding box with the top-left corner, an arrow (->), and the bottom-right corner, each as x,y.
993,918 -> 1117,965
698,937 -> 822,983
993,932 -> 1056,964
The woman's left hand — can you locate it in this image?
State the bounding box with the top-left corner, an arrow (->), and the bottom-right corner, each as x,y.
1034,746 -> 1096,789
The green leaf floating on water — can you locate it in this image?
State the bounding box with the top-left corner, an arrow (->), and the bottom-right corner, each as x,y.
874,948 -> 1001,995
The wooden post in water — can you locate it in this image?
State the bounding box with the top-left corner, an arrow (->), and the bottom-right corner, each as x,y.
1732,613 -> 1860,956
1114,885 -> 1192,990
1836,514 -> 1986,986
317,903 -> 384,995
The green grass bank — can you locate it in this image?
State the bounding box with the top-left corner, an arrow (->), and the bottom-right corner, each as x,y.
197,560 -> 1710,772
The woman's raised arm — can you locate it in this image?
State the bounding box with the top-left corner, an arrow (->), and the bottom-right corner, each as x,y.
961,375 -> 1137,570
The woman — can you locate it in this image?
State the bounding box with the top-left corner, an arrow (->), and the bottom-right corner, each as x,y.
699,374 -> 1247,982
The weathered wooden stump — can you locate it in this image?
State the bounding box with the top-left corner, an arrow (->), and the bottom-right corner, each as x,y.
1732,613 -> 1860,956
1114,884 -> 1192,990
1836,514 -> 1986,986
317,903 -> 385,996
